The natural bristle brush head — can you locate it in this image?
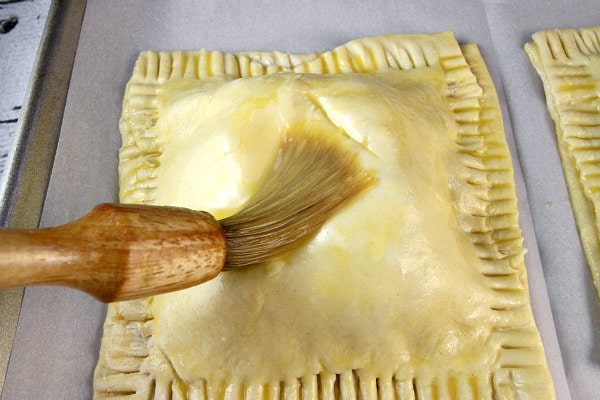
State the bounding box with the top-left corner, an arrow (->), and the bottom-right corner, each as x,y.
221,132 -> 376,269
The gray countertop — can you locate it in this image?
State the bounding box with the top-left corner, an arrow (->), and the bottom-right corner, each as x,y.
0,0 -> 50,395
0,0 -> 50,178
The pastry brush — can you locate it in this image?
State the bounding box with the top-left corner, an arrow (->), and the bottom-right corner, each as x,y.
0,134 -> 374,302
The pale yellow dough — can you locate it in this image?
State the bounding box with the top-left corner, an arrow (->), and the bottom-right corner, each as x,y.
94,32 -> 554,399
525,26 -> 600,301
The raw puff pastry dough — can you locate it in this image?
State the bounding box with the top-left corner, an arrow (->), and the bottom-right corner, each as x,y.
525,26 -> 600,301
94,32 -> 554,399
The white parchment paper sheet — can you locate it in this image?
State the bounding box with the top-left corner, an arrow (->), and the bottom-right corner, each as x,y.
484,2 -> 600,399
3,0 -> 599,398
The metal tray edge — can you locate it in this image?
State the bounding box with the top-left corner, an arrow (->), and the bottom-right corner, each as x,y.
0,0 -> 86,397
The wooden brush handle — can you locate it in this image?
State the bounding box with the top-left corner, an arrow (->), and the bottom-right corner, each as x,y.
0,203 -> 226,302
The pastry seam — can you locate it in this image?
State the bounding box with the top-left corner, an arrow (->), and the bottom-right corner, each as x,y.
525,26 -> 600,300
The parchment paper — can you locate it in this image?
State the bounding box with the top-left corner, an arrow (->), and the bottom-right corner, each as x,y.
484,2 -> 600,399
2,0 -> 599,398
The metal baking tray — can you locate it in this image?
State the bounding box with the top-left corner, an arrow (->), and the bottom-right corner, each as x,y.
1,1 -> 599,398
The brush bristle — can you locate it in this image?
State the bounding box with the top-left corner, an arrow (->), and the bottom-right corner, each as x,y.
220,133 -> 375,269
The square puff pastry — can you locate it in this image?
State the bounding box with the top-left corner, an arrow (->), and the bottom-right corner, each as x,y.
525,26 -> 600,301
94,32 -> 554,399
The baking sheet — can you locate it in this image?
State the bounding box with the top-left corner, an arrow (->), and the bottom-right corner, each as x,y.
1,0 -> 598,398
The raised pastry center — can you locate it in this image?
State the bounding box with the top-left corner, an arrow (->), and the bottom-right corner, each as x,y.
149,70 -> 498,384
